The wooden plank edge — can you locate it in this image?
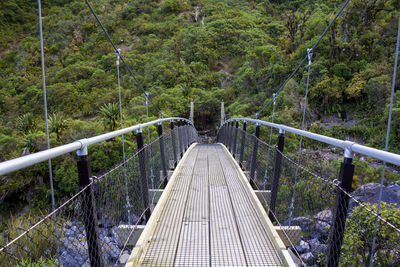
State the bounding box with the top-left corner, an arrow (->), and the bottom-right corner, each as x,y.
125,143 -> 198,267
219,143 -> 296,267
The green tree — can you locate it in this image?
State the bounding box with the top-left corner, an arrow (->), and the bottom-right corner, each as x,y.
99,103 -> 120,131
16,113 -> 36,134
340,203 -> 400,266
48,113 -> 68,141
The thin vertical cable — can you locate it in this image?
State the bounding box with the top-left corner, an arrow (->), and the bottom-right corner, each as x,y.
263,93 -> 276,190
145,94 -> 155,190
38,0 -> 57,247
116,49 -> 132,225
369,16 -> 400,267
288,48 -> 313,222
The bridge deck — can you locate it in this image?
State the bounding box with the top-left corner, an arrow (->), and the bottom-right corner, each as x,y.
128,144 -> 288,266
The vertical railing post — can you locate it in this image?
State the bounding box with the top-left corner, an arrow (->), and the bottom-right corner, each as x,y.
76,146 -> 103,267
224,122 -> 228,149
220,100 -> 225,126
228,122 -> 233,152
190,99 -> 194,124
177,120 -> 183,159
326,150 -> 355,267
239,121 -> 247,168
224,122 -> 229,148
221,124 -> 226,145
232,120 -> 239,158
183,121 -> 188,150
249,123 -> 260,187
218,124 -> 224,144
269,129 -> 285,221
230,122 -> 234,151
158,122 -> 168,186
136,129 -> 151,222
170,120 -> 178,168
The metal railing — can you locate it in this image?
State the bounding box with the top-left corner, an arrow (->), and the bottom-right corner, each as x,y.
0,118 -> 198,267
218,118 -> 400,267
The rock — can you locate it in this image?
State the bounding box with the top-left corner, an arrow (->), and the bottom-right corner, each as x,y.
314,221 -> 330,238
349,183 -> 400,210
65,221 -> 73,229
300,252 -> 315,265
288,248 -> 303,266
111,227 -> 119,244
63,236 -> 88,255
295,240 -> 310,254
314,209 -> 333,224
308,238 -> 327,256
286,217 -> 313,232
98,217 -> 113,228
65,225 -> 78,237
102,241 -> 120,261
119,253 -> 130,264
59,249 -> 88,266
388,183 -> 400,192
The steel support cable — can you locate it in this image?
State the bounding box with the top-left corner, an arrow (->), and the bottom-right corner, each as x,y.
145,94 -> 155,191
116,50 -> 132,225
85,0 -> 162,115
256,0 -> 351,118
369,16 -> 400,267
288,48 -> 313,222
256,56 -> 307,118
114,208 -> 148,265
37,0 -> 58,248
262,93 -> 276,189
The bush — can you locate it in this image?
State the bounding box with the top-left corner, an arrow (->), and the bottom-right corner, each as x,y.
340,202 -> 400,266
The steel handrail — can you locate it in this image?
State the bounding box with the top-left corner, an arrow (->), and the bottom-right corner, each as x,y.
0,118 -> 193,176
223,118 -> 400,166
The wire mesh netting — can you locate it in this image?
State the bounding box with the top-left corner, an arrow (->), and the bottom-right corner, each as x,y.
218,123 -> 400,266
0,124 -> 198,266
338,187 -> 400,267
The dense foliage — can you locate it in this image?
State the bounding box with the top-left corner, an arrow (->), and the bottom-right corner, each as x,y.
0,0 -> 399,216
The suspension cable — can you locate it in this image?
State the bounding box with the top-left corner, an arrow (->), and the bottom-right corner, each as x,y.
145,94 -> 155,191
256,0 -> 351,118
116,49 -> 132,225
85,0 -> 163,116
262,93 -> 276,189
369,16 -> 400,267
37,0 -> 58,248
288,48 -> 313,222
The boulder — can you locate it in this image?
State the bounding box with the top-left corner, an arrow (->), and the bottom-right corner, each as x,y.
286,217 -> 313,232
314,221 -> 330,238
349,183 -> 400,210
295,240 -> 310,254
119,253 -> 131,264
313,209 -> 333,224
300,252 -> 315,265
308,238 -> 327,257
288,249 -> 303,267
102,241 -> 120,261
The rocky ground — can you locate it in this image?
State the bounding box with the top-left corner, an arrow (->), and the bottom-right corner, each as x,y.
57,218 -> 135,266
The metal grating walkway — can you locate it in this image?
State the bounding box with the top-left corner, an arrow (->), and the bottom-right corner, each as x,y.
138,144 -> 284,266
